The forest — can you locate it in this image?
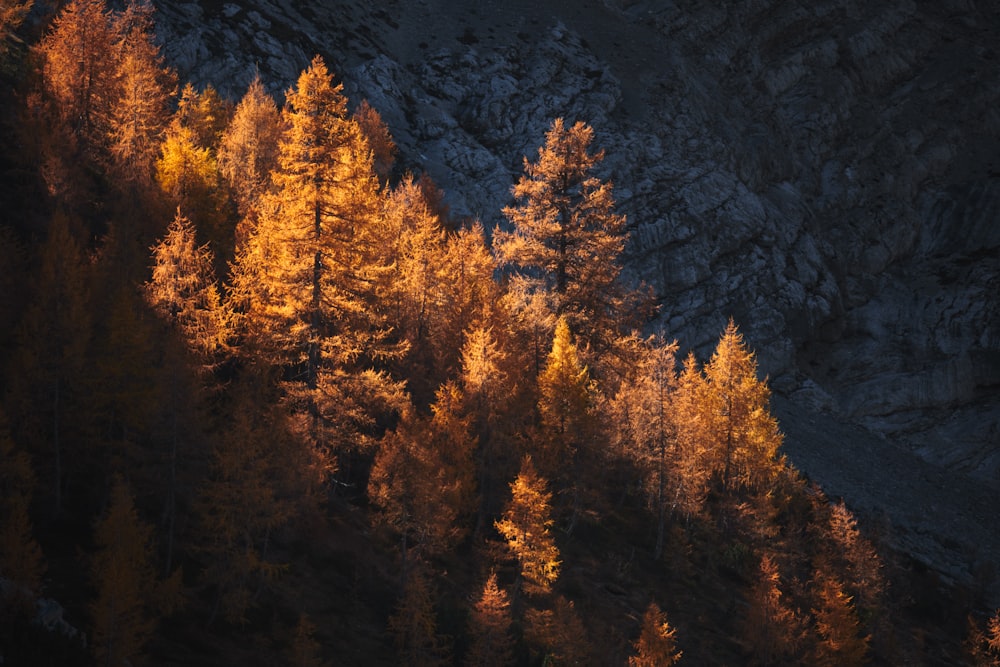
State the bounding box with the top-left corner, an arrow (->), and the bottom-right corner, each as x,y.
0,1 -> 998,665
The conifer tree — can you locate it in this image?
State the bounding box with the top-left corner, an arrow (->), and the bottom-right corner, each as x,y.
8,212 -> 91,515
36,0 -> 115,158
146,209 -> 225,359
607,334 -> 681,557
536,316 -> 597,531
107,0 -> 174,185
175,82 -> 232,150
825,500 -> 884,611
670,351 -> 714,518
0,416 -> 44,603
290,613 -> 328,667
967,609 -> 1000,667
353,98 -> 396,184
0,0 -> 31,65
523,595 -> 592,664
703,320 -> 783,494
742,554 -> 802,666
197,388 -> 296,624
227,55 -> 403,477
812,572 -> 869,667
630,602 -> 682,667
388,565 -> 451,667
466,572 -> 515,667
495,456 -> 560,597
495,118 -> 633,354
89,477 -> 157,667
217,74 -> 282,222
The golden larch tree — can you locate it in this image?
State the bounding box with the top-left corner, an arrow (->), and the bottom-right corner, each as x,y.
388,565 -> 451,667
811,571 -> 869,667
89,477 -> 157,667
741,554 -> 802,665
630,601 -> 682,667
353,98 -> 396,184
465,571 -> 515,667
703,319 -> 783,494
495,117 -> 635,355
217,73 -> 283,223
495,455 -> 560,597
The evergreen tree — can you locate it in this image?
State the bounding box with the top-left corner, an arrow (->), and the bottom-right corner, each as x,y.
495,456 -> 560,597
146,209 -> 225,359
536,316 -> 596,531
630,601 -> 682,667
36,0 -> 115,158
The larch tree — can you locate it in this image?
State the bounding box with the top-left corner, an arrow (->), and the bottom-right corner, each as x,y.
174,82 -> 232,151
36,0 -> 116,159
811,571 -> 869,667
669,351 -> 714,521
227,55 -> 404,477
742,554 -> 802,666
606,334 -> 680,558
495,117 -> 633,356
703,320 -> 783,495
0,0 -> 31,65
146,209 -> 225,359
536,316 -> 598,533
966,609 -> 1000,667
495,455 -> 560,597
352,98 -> 396,184
523,595 -> 592,665
465,572 -> 515,667
0,415 -> 44,605
825,500 -> 884,611
217,73 -> 282,224
8,212 -> 91,516
106,0 -> 175,186
387,564 -> 451,667
630,601 -> 682,667
89,477 -> 157,667
290,613 -> 328,667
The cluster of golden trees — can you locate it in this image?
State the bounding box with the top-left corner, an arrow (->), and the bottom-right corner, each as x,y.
0,1 -> 991,664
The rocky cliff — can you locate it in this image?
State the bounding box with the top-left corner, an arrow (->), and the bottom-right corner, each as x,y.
153,0 -> 1000,600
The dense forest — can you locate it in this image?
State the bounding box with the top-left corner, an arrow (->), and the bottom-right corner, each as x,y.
0,1 -> 997,665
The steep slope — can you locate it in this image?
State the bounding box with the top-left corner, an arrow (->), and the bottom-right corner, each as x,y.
153,0 -> 1000,602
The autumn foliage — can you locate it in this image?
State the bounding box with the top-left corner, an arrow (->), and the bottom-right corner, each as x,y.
0,8 -> 965,663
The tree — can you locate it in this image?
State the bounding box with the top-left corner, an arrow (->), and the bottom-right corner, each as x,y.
89,477 -> 157,667
217,73 -> 282,223
175,82 -> 232,150
703,320 -> 783,494
741,555 -> 801,666
227,55 -> 403,478
523,595 -> 592,665
606,334 -> 682,557
630,601 -> 682,667
146,209 -> 225,359
196,388 -> 296,625
825,500 -> 884,611
106,0 -> 175,185
0,415 -> 44,605
536,316 -> 597,531
353,99 -> 396,184
669,351 -> 714,521
387,565 -> 451,667
290,613 -> 328,667
811,572 -> 869,667
495,118 -> 634,354
465,572 -> 514,667
495,456 -> 560,597
0,0 -> 31,65
36,0 -> 115,158
7,212 -> 91,515
967,609 -> 1000,667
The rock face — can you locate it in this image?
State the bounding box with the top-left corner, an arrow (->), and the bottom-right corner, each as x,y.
154,0 -> 1000,597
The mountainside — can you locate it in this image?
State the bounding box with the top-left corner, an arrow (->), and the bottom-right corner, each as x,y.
153,0 -> 1000,600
